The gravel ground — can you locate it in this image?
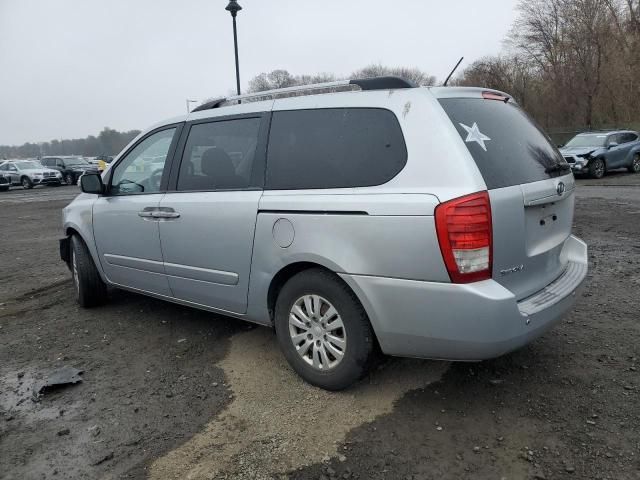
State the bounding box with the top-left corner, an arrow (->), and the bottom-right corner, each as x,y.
0,175 -> 638,480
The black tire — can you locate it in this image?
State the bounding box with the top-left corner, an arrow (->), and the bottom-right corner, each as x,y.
21,176 -> 33,189
588,158 -> 605,179
628,154 -> 640,174
71,235 -> 107,308
64,173 -> 75,185
0,185 -> 9,192
274,268 -> 376,390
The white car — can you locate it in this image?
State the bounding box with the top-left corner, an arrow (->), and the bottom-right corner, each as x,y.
0,160 -> 62,189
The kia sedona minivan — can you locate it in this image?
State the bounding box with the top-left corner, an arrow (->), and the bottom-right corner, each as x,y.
60,76 -> 587,390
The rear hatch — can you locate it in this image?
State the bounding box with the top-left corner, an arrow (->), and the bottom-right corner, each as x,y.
438,92 -> 574,300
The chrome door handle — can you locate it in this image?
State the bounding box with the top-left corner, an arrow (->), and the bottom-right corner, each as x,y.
152,211 -> 180,219
138,210 -> 155,218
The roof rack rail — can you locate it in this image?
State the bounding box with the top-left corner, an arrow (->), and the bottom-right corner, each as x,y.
190,76 -> 417,113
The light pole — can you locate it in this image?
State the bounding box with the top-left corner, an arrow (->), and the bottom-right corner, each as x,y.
225,0 -> 242,96
186,99 -> 198,113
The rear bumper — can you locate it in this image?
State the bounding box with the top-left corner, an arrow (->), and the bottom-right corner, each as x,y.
340,235 -> 588,361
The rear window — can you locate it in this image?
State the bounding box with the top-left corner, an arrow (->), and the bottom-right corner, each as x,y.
266,108 -> 407,190
439,98 -> 567,189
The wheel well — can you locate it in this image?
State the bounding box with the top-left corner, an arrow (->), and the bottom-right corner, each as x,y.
267,262 -> 344,323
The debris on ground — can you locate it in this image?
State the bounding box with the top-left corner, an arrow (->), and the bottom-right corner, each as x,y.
32,366 -> 83,400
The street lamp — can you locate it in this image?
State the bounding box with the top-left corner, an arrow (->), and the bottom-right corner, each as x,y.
225,0 -> 242,96
186,99 -> 198,113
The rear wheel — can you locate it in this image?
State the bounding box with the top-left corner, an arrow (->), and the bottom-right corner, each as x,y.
71,235 -> 107,307
588,158 -> 605,179
64,173 -> 75,185
628,154 -> 640,174
274,268 -> 376,390
21,176 -> 33,189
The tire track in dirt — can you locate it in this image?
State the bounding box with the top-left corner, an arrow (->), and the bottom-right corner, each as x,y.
149,328 -> 448,479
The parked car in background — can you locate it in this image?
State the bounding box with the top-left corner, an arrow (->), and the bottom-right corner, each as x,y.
41,156 -> 99,185
94,154 -> 114,172
560,130 -> 640,178
0,160 -> 62,188
0,174 -> 10,191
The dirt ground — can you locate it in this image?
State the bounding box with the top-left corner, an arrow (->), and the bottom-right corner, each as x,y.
0,174 -> 638,480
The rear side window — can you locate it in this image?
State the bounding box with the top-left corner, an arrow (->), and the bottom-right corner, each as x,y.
266,108 -> 407,190
439,98 -> 566,189
177,118 -> 261,191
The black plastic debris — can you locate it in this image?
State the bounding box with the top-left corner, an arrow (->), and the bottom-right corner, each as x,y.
32,367 -> 83,400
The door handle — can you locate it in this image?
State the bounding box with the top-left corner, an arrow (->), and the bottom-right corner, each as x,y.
138,210 -> 155,218
152,211 -> 180,219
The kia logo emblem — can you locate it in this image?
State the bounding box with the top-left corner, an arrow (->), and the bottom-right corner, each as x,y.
556,182 -> 566,196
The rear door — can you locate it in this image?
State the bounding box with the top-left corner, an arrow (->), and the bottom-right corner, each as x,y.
158,113 -> 268,314
438,93 -> 575,299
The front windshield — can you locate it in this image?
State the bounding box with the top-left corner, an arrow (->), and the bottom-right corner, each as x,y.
565,134 -> 607,148
64,158 -> 89,166
16,161 -> 42,169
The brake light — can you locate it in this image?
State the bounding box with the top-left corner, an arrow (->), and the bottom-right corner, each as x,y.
482,91 -> 510,102
435,191 -> 493,283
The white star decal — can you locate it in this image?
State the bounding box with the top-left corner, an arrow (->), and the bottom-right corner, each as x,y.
459,122 -> 491,152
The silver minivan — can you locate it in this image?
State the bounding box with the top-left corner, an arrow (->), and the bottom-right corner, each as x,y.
60,77 -> 588,390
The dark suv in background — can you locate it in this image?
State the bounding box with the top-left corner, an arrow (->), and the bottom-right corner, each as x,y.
41,157 -> 99,185
560,130 -> 640,178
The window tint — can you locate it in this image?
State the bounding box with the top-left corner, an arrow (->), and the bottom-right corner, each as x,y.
177,118 -> 261,191
110,128 -> 176,195
439,98 -> 567,189
620,132 -> 638,144
266,108 -> 407,190
41,159 -> 51,166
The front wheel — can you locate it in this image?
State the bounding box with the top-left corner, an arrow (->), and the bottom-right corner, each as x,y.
71,235 -> 107,307
21,176 -> 33,189
64,173 -> 75,185
628,154 -> 640,174
588,158 -> 605,179
274,268 -> 376,390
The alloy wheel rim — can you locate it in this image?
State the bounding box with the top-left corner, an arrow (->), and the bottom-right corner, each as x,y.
22,179 -> 29,188
595,161 -> 604,176
288,294 -> 346,371
634,156 -> 640,172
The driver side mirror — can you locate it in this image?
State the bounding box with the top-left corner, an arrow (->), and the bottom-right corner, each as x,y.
608,142 -> 618,149
80,173 -> 104,194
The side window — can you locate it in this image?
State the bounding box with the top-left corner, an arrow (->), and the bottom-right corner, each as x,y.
56,159 -> 64,167
622,133 -> 638,144
176,118 -> 261,191
608,134 -> 621,146
110,128 -> 176,195
0,164 -> 7,171
41,159 -> 50,167
266,108 -> 407,190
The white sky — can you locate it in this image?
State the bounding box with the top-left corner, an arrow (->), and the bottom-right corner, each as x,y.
0,0 -> 519,145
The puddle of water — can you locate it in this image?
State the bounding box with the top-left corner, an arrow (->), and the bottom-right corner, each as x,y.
150,328 -> 447,479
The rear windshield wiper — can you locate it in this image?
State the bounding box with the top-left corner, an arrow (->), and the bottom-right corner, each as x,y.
545,163 -> 571,174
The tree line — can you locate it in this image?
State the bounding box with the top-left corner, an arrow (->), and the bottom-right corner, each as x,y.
457,0 -> 640,139
0,127 -> 140,160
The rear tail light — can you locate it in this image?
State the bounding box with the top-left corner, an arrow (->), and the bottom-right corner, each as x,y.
435,191 -> 493,283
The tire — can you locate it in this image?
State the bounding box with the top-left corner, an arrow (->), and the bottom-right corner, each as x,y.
628,154 -> 640,174
274,268 -> 376,390
588,158 -> 605,179
70,235 -> 107,308
21,176 -> 33,189
64,173 -> 75,185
